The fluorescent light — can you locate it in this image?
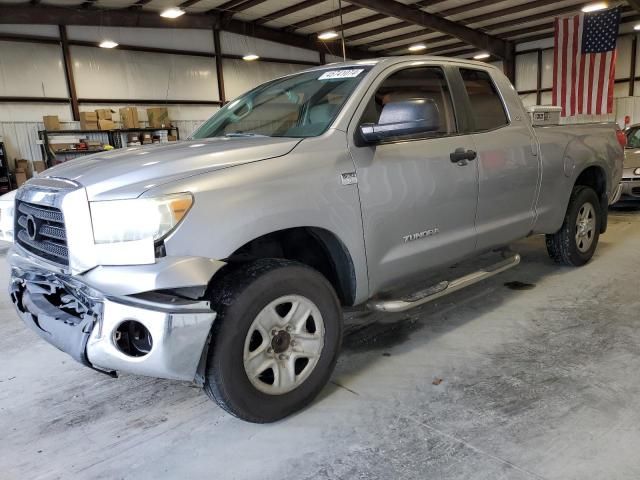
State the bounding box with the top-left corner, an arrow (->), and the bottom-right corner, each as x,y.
318,31 -> 339,40
160,7 -> 185,18
581,2 -> 607,12
408,44 -> 427,52
634,24 -> 640,31
473,52 -> 490,60
99,40 -> 118,49
242,54 -> 260,61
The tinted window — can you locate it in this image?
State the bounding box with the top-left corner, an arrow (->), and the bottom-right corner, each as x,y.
360,67 -> 456,137
460,68 -> 509,131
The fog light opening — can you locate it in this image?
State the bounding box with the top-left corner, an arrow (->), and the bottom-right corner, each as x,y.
114,320 -> 153,357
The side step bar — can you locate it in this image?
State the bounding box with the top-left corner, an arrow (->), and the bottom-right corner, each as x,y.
368,253 -> 521,313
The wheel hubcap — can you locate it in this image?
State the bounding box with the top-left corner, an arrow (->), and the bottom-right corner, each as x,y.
243,295 -> 325,395
575,201 -> 596,253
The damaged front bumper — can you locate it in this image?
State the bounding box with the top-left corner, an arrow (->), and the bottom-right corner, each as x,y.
9,250 -> 218,382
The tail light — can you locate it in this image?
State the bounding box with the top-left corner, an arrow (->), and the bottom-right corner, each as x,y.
616,128 -> 627,148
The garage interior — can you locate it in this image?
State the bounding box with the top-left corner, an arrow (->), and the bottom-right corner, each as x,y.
1,0 -> 640,478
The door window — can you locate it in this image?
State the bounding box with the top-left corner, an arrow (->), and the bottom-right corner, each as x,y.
359,67 -> 457,137
459,68 -> 509,132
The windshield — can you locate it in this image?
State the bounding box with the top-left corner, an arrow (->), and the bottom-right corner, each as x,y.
192,66 -> 372,139
626,126 -> 640,148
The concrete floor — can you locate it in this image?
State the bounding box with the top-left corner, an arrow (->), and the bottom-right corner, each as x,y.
2,210 -> 640,480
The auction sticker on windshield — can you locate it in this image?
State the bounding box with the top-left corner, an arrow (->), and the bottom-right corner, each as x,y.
319,69 -> 364,80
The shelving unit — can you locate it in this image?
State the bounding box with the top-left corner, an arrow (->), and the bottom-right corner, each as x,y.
38,127 -> 180,168
0,139 -> 11,193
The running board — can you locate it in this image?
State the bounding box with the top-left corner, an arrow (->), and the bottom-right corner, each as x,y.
368,253 -> 521,313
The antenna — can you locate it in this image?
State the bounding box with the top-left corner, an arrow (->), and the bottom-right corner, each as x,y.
338,0 -> 346,61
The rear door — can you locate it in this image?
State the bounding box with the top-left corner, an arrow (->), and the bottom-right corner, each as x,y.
456,67 -> 540,251
348,64 -> 480,295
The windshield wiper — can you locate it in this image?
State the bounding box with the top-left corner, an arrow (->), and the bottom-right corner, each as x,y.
224,132 -> 269,138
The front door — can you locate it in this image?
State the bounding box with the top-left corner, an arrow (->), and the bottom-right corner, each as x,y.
348,65 -> 480,295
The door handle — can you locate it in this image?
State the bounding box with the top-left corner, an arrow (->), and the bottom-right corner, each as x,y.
450,148 -> 477,163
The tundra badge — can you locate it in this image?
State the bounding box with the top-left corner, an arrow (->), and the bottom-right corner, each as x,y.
403,228 -> 440,243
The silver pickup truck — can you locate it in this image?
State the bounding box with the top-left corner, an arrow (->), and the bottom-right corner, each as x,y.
8,56 -> 624,423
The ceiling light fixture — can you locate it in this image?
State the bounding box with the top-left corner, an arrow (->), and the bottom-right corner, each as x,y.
242,54 -> 260,61
473,52 -> 490,60
581,2 -> 607,12
634,24 -> 640,31
160,7 -> 185,18
99,40 -> 118,49
318,31 -> 340,41
408,44 -> 427,52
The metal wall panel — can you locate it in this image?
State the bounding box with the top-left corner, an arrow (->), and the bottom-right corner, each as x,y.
221,31 -> 319,63
0,24 -> 59,37
71,46 -> 219,101
515,52 -> 538,92
0,41 -> 68,98
67,26 -> 215,54
222,59 -> 306,100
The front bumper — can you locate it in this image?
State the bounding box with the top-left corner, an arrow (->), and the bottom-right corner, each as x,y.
9,254 -> 217,382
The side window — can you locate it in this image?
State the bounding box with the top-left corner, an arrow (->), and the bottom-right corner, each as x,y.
359,67 -> 456,137
459,68 -> 509,132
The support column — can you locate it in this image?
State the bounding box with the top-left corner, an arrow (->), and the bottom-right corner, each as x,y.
213,28 -> 226,105
59,25 -> 79,121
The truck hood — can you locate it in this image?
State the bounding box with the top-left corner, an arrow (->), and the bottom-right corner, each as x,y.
41,136 -> 302,201
624,148 -> 640,169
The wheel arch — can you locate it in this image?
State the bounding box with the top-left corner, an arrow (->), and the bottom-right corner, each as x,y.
573,164 -> 609,233
215,226 -> 358,307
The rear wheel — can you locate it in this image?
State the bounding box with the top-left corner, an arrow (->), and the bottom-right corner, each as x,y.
546,185 -> 601,266
203,259 -> 343,423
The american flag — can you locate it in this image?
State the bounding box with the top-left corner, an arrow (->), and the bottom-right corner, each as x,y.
552,7 -> 621,117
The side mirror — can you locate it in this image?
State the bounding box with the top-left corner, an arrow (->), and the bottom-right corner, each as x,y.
359,99 -> 441,144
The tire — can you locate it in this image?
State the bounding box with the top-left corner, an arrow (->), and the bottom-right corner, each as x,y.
546,185 -> 601,266
203,258 -> 343,423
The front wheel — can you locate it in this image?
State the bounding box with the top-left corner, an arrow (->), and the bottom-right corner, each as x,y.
203,259 -> 343,423
546,185 -> 601,266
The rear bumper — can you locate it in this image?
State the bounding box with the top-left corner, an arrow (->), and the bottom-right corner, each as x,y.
9,251 -> 217,382
620,178 -> 640,200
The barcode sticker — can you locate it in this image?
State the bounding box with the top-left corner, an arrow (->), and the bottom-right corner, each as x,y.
319,69 -> 364,80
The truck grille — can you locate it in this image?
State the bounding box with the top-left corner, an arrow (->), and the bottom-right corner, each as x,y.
15,200 -> 69,266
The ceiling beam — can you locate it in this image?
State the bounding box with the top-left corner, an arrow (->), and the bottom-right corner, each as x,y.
254,0 -> 327,26
285,9 -> 387,32
288,0 -> 445,32
375,2 -> 631,53
383,10 -> 640,55
0,4 -> 372,59
628,0 -> 640,14
178,0 -> 205,8
346,0 -> 511,58
129,0 -> 153,9
344,0 -> 559,48
216,0 -> 271,21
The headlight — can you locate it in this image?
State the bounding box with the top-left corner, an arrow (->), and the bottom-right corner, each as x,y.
635,167 -> 640,176
90,193 -> 193,244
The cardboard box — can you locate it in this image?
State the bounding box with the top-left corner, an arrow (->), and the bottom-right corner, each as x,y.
15,170 -> 27,187
80,112 -> 98,130
95,109 -> 114,120
16,159 -> 32,178
98,119 -> 116,131
51,143 -> 74,153
167,135 -> 178,142
33,161 -> 46,174
147,108 -> 170,128
43,115 -> 60,131
119,107 -> 140,129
